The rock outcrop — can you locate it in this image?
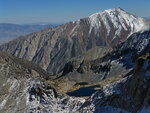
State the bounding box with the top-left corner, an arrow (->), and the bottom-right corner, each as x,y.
0,52 -> 85,113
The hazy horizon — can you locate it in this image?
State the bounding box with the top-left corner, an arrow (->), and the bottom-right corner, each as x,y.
0,0 -> 150,24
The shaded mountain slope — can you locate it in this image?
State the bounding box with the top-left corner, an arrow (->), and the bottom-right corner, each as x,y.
0,52 -> 51,79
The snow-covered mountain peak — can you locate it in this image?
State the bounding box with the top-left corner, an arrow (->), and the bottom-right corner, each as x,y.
87,7 -> 150,40
103,7 -> 125,13
89,8 -> 126,20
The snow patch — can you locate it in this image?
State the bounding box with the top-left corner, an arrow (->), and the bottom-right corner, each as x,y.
70,20 -> 80,36
9,79 -> 18,92
89,13 -> 101,34
2,78 -> 11,86
102,77 -> 128,96
0,96 -> 9,110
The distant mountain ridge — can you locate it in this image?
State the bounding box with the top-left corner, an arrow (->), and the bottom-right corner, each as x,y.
0,23 -> 58,45
0,8 -> 150,74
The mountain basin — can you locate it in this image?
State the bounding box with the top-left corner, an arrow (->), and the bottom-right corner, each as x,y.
67,85 -> 100,97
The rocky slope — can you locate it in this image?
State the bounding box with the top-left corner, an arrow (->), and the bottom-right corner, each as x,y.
51,29 -> 150,95
0,52 -> 44,113
79,53 -> 150,113
0,52 -> 85,113
0,8 -> 149,74
1,49 -> 150,113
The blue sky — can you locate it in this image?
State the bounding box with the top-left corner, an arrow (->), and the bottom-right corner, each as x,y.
0,0 -> 150,24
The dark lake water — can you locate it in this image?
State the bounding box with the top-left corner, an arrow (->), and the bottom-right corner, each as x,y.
66,85 -> 100,97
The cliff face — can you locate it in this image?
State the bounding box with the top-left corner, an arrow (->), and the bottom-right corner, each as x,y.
0,8 -> 149,74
